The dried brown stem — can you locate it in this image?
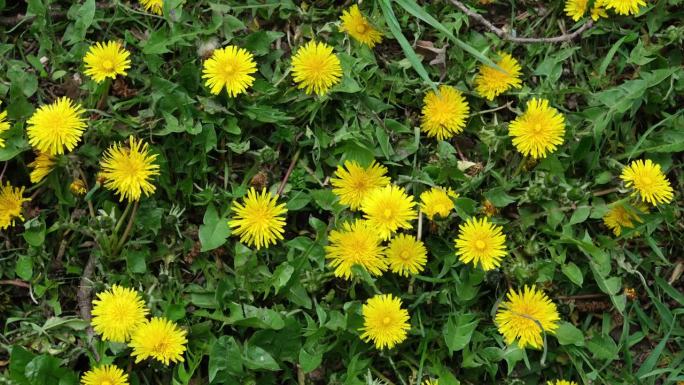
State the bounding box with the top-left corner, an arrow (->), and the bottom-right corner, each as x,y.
449,0 -> 594,44
277,148 -> 302,197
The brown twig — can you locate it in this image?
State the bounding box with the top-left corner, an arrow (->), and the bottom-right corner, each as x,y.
0,162 -> 7,181
593,187 -> 620,197
76,253 -> 100,361
0,279 -> 31,289
449,0 -> 594,44
276,148 -> 302,197
557,293 -> 607,300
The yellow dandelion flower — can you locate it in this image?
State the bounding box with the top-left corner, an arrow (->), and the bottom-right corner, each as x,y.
547,380 -> 578,385
100,136 -> 160,202
423,380 -> 439,385
83,41 -> 131,84
80,365 -> 129,385
455,217 -> 507,271
508,98 -> 565,159
202,46 -> 257,96
130,317 -> 187,365
420,187 -> 458,220
361,185 -> 417,240
291,41 -> 342,95
604,0 -> 646,15
91,284 -> 148,343
330,160 -> 390,210
360,294 -> 410,349
228,188 -> 288,250
386,234 -> 427,277
140,0 -> 163,14
495,285 -> 560,349
621,159 -> 674,206
27,97 -> 87,155
339,5 -> 383,48
421,85 -> 470,140
603,203 -> 645,236
325,219 -> 387,279
28,152 -> 56,184
0,182 -> 29,230
70,179 -> 88,196
474,53 -> 523,100
0,101 -> 9,148
564,0 -> 589,20
591,0 -> 609,20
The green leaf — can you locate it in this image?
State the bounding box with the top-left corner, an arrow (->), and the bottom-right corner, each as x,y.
555,322 -> 585,346
484,187 -> 516,207
569,206 -> 591,225
561,262 -> 583,287
586,334 -> 618,360
209,336 -> 243,381
243,345 -> 280,371
15,256 -> 33,281
199,204 -> 230,252
299,348 -> 323,373
443,313 -> 479,353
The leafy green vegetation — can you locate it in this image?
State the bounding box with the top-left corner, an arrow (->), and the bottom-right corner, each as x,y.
1,0 -> 683,385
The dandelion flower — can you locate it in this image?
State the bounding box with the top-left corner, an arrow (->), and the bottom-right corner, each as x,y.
455,217 -> 507,271
420,187 -> 458,220
129,317 -> 187,365
140,0 -> 163,14
423,380 -> 439,385
0,183 -> 29,230
291,41 -> 342,95
100,136 -> 160,202
509,98 -> 565,159
360,294 -> 410,349
495,286 -> 560,349
325,220 -> 386,279
603,203 -> 645,236
27,152 -> 56,183
621,159 -> 674,206
83,41 -> 131,84
591,0 -> 609,20
228,188 -> 288,250
474,53 -> 523,100
70,179 -> 88,196
202,46 -> 257,96
91,284 -> 148,343
604,0 -> 646,15
339,5 -> 383,48
331,160 -> 390,210
0,101 -> 9,148
361,185 -> 417,240
386,234 -> 427,276
547,381 -> 578,385
27,97 -> 87,155
421,85 -> 470,140
80,365 -> 129,385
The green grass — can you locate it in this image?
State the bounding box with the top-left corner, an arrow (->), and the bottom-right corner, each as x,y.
1,0 -> 683,384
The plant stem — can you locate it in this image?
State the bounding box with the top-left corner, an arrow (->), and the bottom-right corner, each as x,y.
512,156 -> 527,178
114,201 -> 132,235
115,201 -> 139,254
96,78 -> 112,111
277,148 -> 302,196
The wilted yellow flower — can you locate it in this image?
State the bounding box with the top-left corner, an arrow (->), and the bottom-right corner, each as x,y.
421,85 -> 470,140
228,188 -> 288,250
420,187 -> 458,220
508,98 -> 565,159
602,203 -> 645,236
604,0 -> 646,15
620,159 -> 674,206
474,53 -> 523,100
330,160 -> 390,210
100,136 -> 160,202
495,286 -> 560,349
140,0 -> 163,14
83,41 -> 131,83
0,182 -> 29,230
202,46 -> 257,96
27,97 -> 87,155
70,179 -> 88,196
325,219 -> 386,279
130,317 -> 187,365
339,5 -> 383,47
80,365 -> 129,385
291,41 -> 342,95
91,284 -> 148,343
360,294 -> 410,349
28,152 -> 56,183
455,217 -> 507,271
386,234 -> 427,276
0,101 -> 9,148
361,185 -> 417,240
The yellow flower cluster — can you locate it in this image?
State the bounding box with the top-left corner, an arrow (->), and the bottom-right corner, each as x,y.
83,284 -> 187,380
565,0 -> 646,20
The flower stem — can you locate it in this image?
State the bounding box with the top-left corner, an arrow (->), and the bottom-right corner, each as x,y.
96,78 -> 112,111
512,156 -> 527,178
114,200 -> 139,254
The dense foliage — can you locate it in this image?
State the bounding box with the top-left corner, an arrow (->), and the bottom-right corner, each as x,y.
1,1 -> 683,385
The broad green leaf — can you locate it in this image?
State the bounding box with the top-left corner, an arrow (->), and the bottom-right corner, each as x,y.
555,322 -> 585,346
199,204 -> 230,252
